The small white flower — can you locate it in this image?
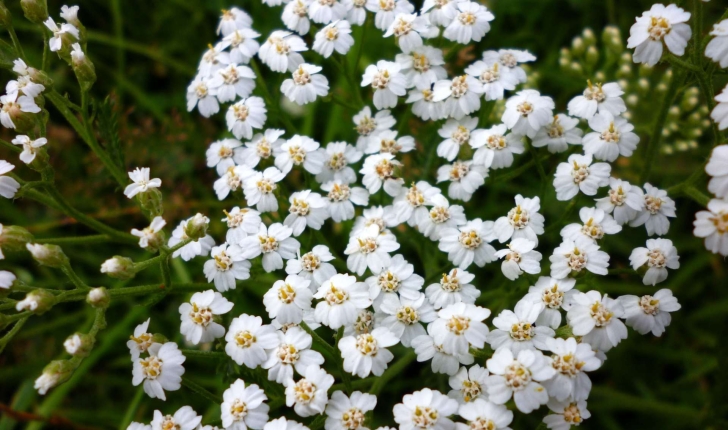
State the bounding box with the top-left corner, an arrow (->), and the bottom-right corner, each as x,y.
457,399 -> 513,430
411,327 -> 475,376
215,165 -> 254,201
707,19 -> 728,67
123,167 -> 162,199
378,293 -> 436,346
492,194 -> 545,245
207,138 -> 243,175
594,178 -> 645,225
470,124 -> 524,169
437,116 -> 478,161
366,0 -> 415,31
282,64 -> 330,105
425,268 -> 479,310
433,75 -> 483,120
421,0 -> 462,27
629,183 -> 676,236
187,75 -> 219,117
264,418 -> 310,430
309,0 -> 347,24
482,49 -> 536,84
6,75 -> 45,98
204,243 -> 251,291
629,238 -> 679,286
286,245 -> 337,288
542,337 -> 601,402
0,270 -> 15,289
221,28 -> 261,64
487,300 -> 553,354
11,135 -> 47,165
343,0 -> 368,25
313,20 -> 355,58
277,135 -> 326,175
314,273 -> 372,329
627,4 -> 692,66
436,160 -> 486,202
396,46 -> 447,90
235,129 -> 285,168
383,13 -> 432,53
285,190 -> 329,236
197,43 -> 231,78
209,64 -> 257,103
553,154 -> 611,201
325,391 -> 377,430
706,145 -> 728,198
44,18 -> 79,52
225,314 -> 279,368
502,89 -> 555,138
543,400 -> 591,430
322,180 -> 370,222
264,275 -> 314,325
367,253 -> 424,309
618,289 -> 681,336
259,31 -> 308,73
549,236 -> 610,279
263,326 -> 324,385
393,388 -> 458,430
365,130 -> 415,156
243,167 -> 286,212
494,238 -> 542,281
127,318 -> 153,360
567,81 -> 626,120
566,291 -> 627,352
361,60 -> 408,110
532,114 -> 584,154
150,406 -> 201,430
179,290 -> 233,345
132,342 -> 185,400
221,379 -> 269,430
360,153 -> 404,197
694,198 -> 728,256
128,423 -> 151,430
713,85 -> 728,131
226,96 -> 267,140
443,1 -> 494,44
430,302 -> 490,355
283,0 -> 312,35
417,194 -> 467,241
169,217 -> 216,261
222,207 -> 262,245
353,106 -> 396,151
285,366 -> 335,417
560,207 -> 622,243
485,348 -> 556,413
0,92 -> 41,129
217,8 -> 253,36
438,219 -> 496,269
339,326 -> 399,377
390,181 -> 441,226
407,87 -> 446,121
447,364 -> 489,404
464,59 -> 518,101
521,277 -> 577,329
316,141 -> 362,184
582,112 -> 639,162
240,223 -> 301,272
345,225 -> 400,276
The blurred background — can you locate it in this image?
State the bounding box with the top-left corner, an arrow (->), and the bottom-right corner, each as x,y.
0,0 -> 727,429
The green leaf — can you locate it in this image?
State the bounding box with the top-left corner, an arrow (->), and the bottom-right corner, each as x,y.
96,94 -> 126,174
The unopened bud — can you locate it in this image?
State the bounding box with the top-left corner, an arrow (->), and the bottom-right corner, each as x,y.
100,256 -> 136,280
71,43 -> 95,91
35,359 -> 74,395
0,270 -> 15,291
571,37 -> 585,56
184,213 -> 210,240
585,46 -> 599,67
60,5 -> 82,30
20,0 -> 48,24
0,224 -> 34,253
0,2 -> 12,28
63,332 -> 94,357
26,243 -> 68,268
582,28 -> 596,46
137,188 -> 164,220
16,288 -> 56,314
87,287 -> 110,308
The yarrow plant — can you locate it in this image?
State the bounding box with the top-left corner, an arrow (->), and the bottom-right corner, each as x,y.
1,1 -> 727,430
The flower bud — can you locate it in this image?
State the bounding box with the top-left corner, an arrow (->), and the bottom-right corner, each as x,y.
0,224 -> 34,253
0,270 -> 14,295
582,28 -> 596,47
60,5 -> 82,31
184,213 -> 210,241
137,188 -> 164,220
100,256 -> 136,280
70,43 -> 95,91
0,2 -> 12,28
28,68 -> 54,86
63,332 -> 94,357
26,243 -> 68,268
571,37 -> 585,56
86,287 -> 110,308
20,0 -> 48,24
151,333 -> 168,344
35,359 -> 74,395
585,46 -> 599,67
16,289 -> 56,314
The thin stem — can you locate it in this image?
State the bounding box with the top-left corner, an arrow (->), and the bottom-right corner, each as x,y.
370,350 -> 415,395
0,138 -> 22,153
37,235 -> 111,245
182,377 -> 222,404
180,349 -> 227,360
300,322 -> 337,359
7,26 -> 26,61
0,317 -> 28,354
60,264 -> 91,290
335,327 -> 352,393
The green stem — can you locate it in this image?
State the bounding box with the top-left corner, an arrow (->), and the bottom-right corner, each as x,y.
682,185 -> 711,206
118,387 -> 145,430
60,264 -> 91,290
0,317 -> 28,354
180,349 -> 227,360
37,235 -> 111,245
0,138 -> 22,153
370,350 -> 416,395
300,322 -> 337,358
182,377 -> 222,404
335,327 -> 352,393
7,26 -> 26,61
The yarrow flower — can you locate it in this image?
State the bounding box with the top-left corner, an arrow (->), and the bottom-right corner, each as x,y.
227,96 -> 267,140
325,391 -> 377,430
531,114 -> 584,154
487,300 -> 553,354
240,223 -> 301,272
0,161 -> 20,199
438,219 -> 496,269
549,236 -> 610,279
393,388 -> 458,430
221,379 -> 269,430
226,314 -> 279,368
629,183 -> 676,236
553,154 -> 611,201
627,4 -> 692,66
492,195 -> 545,245
706,145 -> 728,198
566,291 -> 628,352
485,348 -> 556,413
263,275 -> 314,325
425,269 -> 480,310
430,302 -> 491,355
629,238 -> 680,285
339,326 -> 399,377
243,167 -> 286,212
12,135 -> 47,165
204,243 -> 251,291
361,60 -> 408,110
542,337 -> 602,402
618,289 -> 681,336
494,238 -> 542,281
313,20 -> 355,58
502,90 -> 555,138
259,31 -> 307,73
151,406 -> 201,430
521,277 -> 577,329
693,198 -> 728,256
595,178 -> 645,225
132,342 -> 185,400
263,326 -> 324,385
285,365 -> 334,417
286,245 -> 337,287
314,273 -> 372,329
706,19 -> 728,68
281,64 -> 330,105
443,1 -> 494,44
567,81 -> 626,120
179,290 -> 234,345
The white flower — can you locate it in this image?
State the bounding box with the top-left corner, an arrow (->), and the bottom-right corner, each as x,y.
325,391 -> 377,430
169,217 -> 216,261
447,364 -> 489,404
221,379 -> 269,430
560,207 -> 622,243
421,0 -> 462,27
542,337 -> 601,402
243,167 -> 286,212
124,167 -> 162,199
396,46 -> 447,90
215,165 -> 253,201
221,28 -> 261,64
706,145 -> 728,197
309,0 -> 347,24
411,326 -> 475,375
263,326 -> 324,385
566,291 -> 627,352
285,190 -> 329,236
0,270 -> 15,289
390,181 -> 441,226
222,207 -> 262,245
366,0 -> 415,31
322,180 -> 370,222
132,342 -> 185,400
0,92 -> 41,129
344,224 -> 400,275
365,130 -> 415,155
226,97 -> 267,140
151,406 -> 201,430
353,106 -> 396,151
553,154 -> 611,201
179,290 -> 233,344
207,138 -> 243,176
532,114 -> 584,154
127,318 -> 153,360
226,314 -> 279,368
706,19 -> 728,67
316,142 -> 362,184
259,31 -> 307,73
378,293 -> 436,346
283,0 -> 312,35
457,399 -> 513,430
438,219 -> 496,269
240,223 -> 301,272
485,348 -> 555,414
629,183 -> 676,236
437,116 -> 478,161
264,275 -> 314,324
425,269 -> 479,310
629,238 -> 679,285
197,43 -> 231,78
443,1 -> 494,44
430,302 -> 490,355
502,90 -> 555,138
549,236 -> 610,279
470,124 -> 524,169
492,195 -> 545,245
209,64 -> 256,103
339,326 -> 399,377
264,418 -> 310,430
186,75 -> 219,117
436,160 -> 486,202
582,112 -> 639,162
11,135 -> 46,165
487,300 -> 553,354
235,129 -> 285,168
567,81 -> 626,119
6,75 -> 45,98
366,253 -> 424,309
361,60 -> 408,110
286,246 -> 337,288
618,289 -> 681,336
464,59 -> 518,101
44,18 -> 79,51
313,20 -> 355,58
627,4 -> 691,66
285,366 -> 335,417
384,13 -> 432,53
217,8 -> 253,36
314,273 -> 372,328
277,135 -> 325,175
343,0 -> 368,25
594,178 -> 645,225
393,388 -> 458,430
543,400 -> 591,430
433,75 -> 483,120
694,198 -> 728,256
407,87 -> 446,121
521,277 -> 577,329
494,238 -> 542,281
128,423 -> 151,430
360,153 -> 404,197
417,194 -> 467,241
282,64 -> 330,105
483,49 -> 536,84
204,243 -> 251,291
